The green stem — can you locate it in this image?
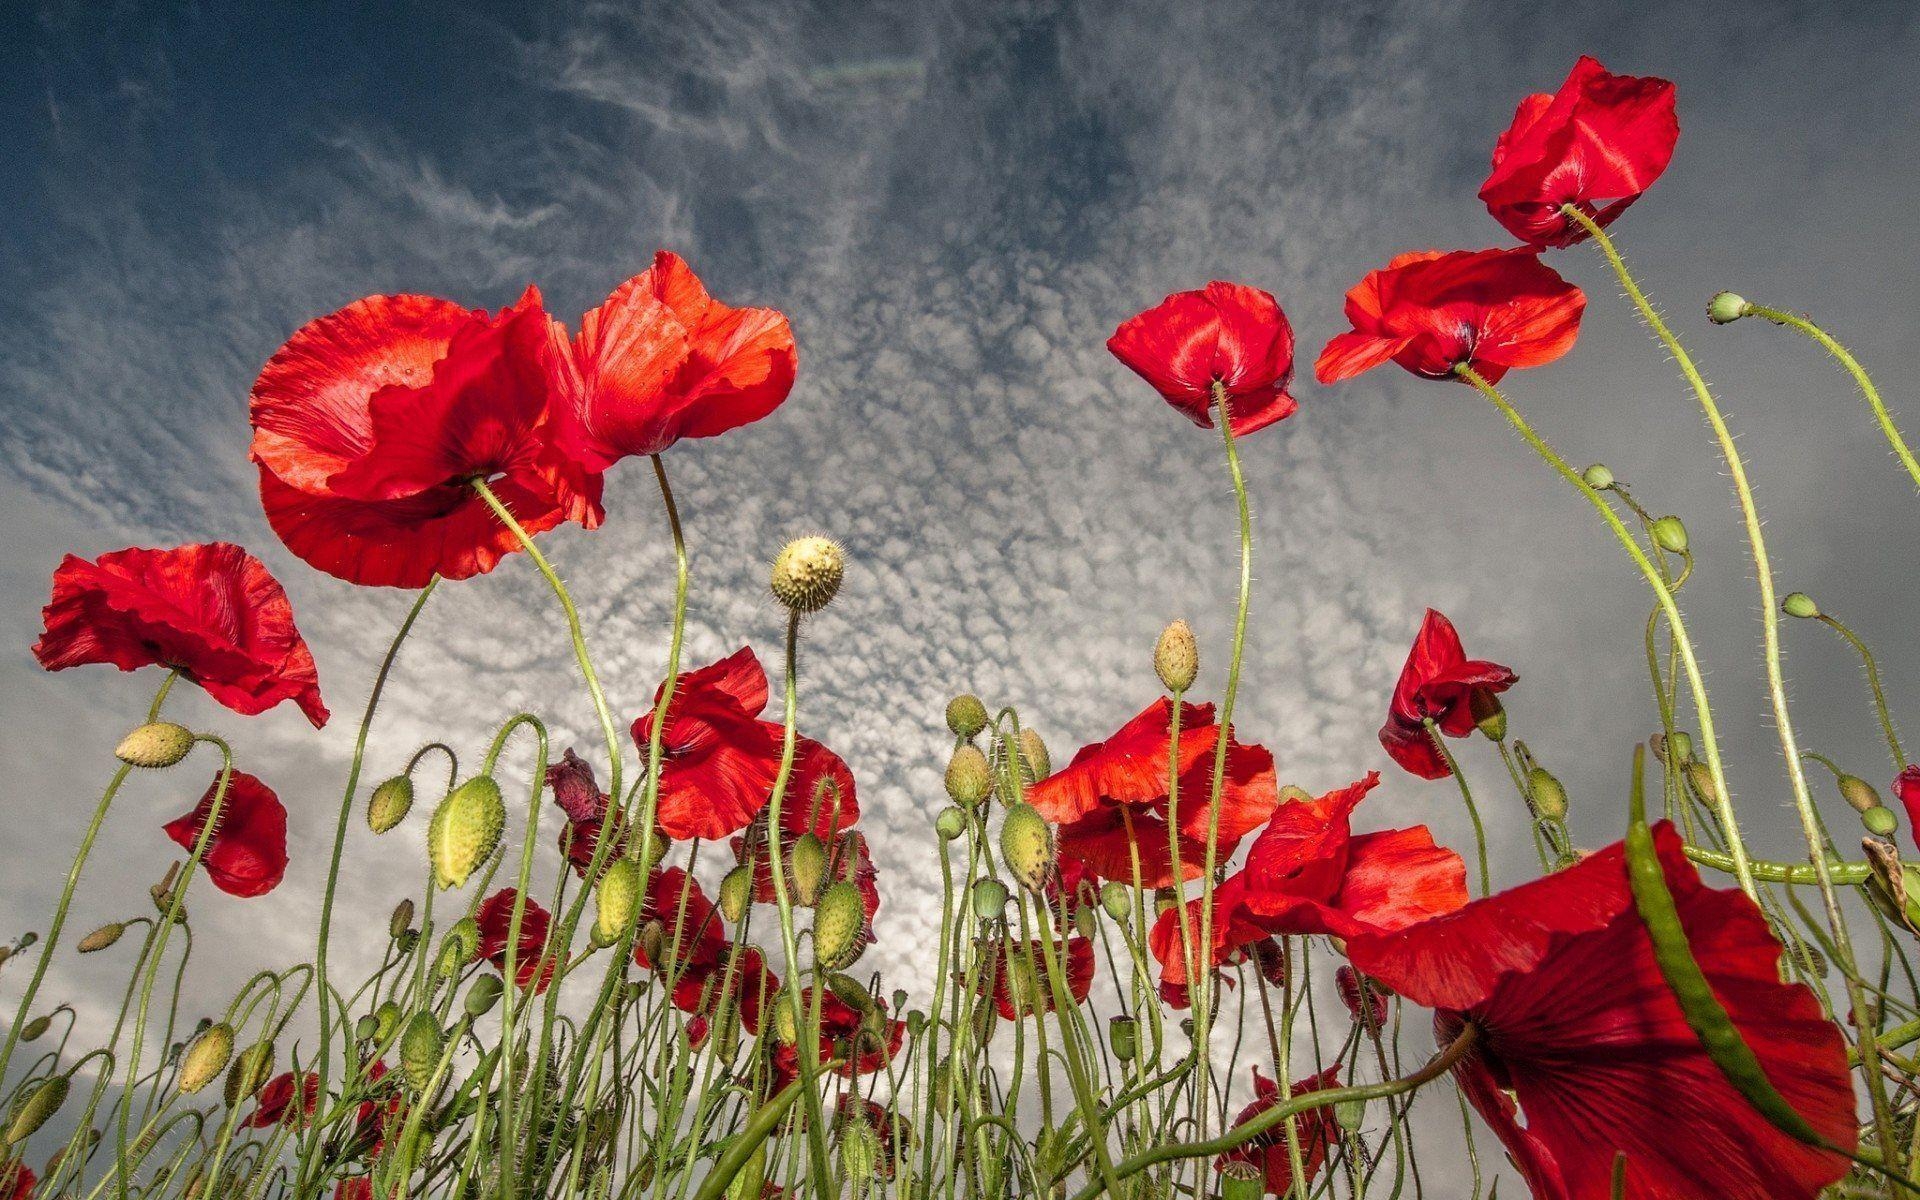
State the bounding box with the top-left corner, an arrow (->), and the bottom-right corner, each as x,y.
1684,845 -> 1871,885
1424,720 -> 1490,897
1813,612 -> 1906,772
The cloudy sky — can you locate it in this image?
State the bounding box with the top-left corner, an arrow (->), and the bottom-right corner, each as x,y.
4,0 -> 1919,1184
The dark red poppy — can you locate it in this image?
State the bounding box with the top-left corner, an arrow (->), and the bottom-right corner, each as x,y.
250,290 -> 601,589
351,1061 -> 401,1157
547,749 -> 627,878
771,987 -> 906,1085
1480,56 -> 1679,249
633,867 -> 727,977
549,251 -> 798,469
1028,698 -> 1279,888
1346,822 -> 1855,1200
335,1180 -> 374,1200
1,1159 -> 33,1200
161,770 -> 289,898
631,648 -> 783,841
1315,249 -> 1584,386
474,889 -> 557,992
33,542 -> 328,727
1216,1065 -> 1342,1197
1894,766 -> 1920,848
1335,965 -> 1391,1035
978,936 -> 1096,1020
244,1071 -> 320,1129
1108,282 -> 1297,436
677,946 -> 780,1049
728,738 -> 861,900
1378,610 -> 1517,780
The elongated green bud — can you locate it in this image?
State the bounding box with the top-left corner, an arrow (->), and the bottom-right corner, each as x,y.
790,833 -> 829,907
439,917 -> 479,972
972,878 -> 1008,922
177,1024 -> 233,1094
999,803 -> 1053,892
17,1016 -> 49,1044
1470,690 -> 1507,741
1154,620 -> 1198,693
400,1012 -> 444,1090
813,881 -> 866,970
373,1000 -> 402,1043
389,898 -> 415,942
77,922 -> 126,953
429,777 -> 504,890
945,746 -> 992,809
224,1041 -> 274,1107
1650,515 -> 1689,554
4,1075 -> 67,1145
1685,761 -> 1718,805
1100,881 -> 1131,924
771,992 -> 799,1045
1018,729 -> 1051,783
946,694 -> 989,740
1838,775 -> 1882,814
1335,1097 -> 1367,1133
368,775 -> 414,834
1528,767 -> 1569,821
728,1142 -> 770,1200
115,722 -> 195,769
770,536 -> 844,613
719,864 -> 754,923
839,1114 -> 881,1187
935,806 -> 966,840
1864,806 -> 1900,837
1109,1015 -> 1137,1063
464,974 -> 504,1018
593,857 -> 643,948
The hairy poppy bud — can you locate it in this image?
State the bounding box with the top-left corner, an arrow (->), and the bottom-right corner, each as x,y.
719,865 -> 754,923
593,857 -> 643,948
839,1111 -> 881,1184
636,920 -> 666,968
1685,761 -> 1719,806
1100,881 -> 1131,924
115,722 -> 195,769
437,917 -> 478,979
177,1024 -> 233,1094
224,1041 -> 274,1107
945,746 -> 992,809
372,1000 -> 401,1044
389,899 -> 415,942
401,1012 -> 444,1091
1840,775 -> 1884,814
149,862 -> 187,923
935,807 -> 966,840
1782,592 -> 1820,619
1651,730 -> 1694,765
1335,1097 -> 1367,1133
790,833 -> 829,907
1469,690 -> 1506,741
999,803 -> 1053,892
17,1016 -> 48,1044
1581,463 -> 1615,491
5,1076 -> 67,1146
1018,729 -> 1051,783
1154,620 -> 1198,693
464,974 -> 503,1018
367,775 -> 414,834
1865,805 -> 1900,838
770,536 -> 844,613
1650,516 -> 1689,554
1787,937 -> 1828,978
770,992 -> 799,1045
77,922 -> 126,953
1109,1015 -> 1138,1063
355,1013 -> 378,1041
971,879 -> 1008,922
1706,291 -> 1749,325
1219,1159 -> 1263,1200
429,776 -> 505,891
1528,767 -> 1568,821
813,881 -> 866,971
946,694 -> 989,740
824,972 -> 873,1012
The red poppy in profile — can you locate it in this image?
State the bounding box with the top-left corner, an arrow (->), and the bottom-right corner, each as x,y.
1216,1065 -> 1342,1197
1894,765 -> 1920,848
244,1071 -> 320,1128
1346,822 -> 1855,1200
977,936 -> 1096,1020
1029,698 -> 1279,888
474,889 -> 557,992
1379,610 -> 1517,780
547,749 -> 627,878
1,1159 -> 33,1200
632,648 -> 783,841
161,770 -> 289,898
1480,56 -> 1679,248
34,542 -> 328,727
250,290 -> 601,589
549,251 -> 798,469
1314,249 -> 1584,386
1108,282 -> 1298,436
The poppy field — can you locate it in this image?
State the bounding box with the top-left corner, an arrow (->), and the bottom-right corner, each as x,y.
7,52 -> 1920,1200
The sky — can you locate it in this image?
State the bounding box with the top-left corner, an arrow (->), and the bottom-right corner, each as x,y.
3,0 -> 1919,1186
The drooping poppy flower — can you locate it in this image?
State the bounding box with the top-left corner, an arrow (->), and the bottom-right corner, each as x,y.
1216,1065 -> 1342,1197
1346,822 -> 1855,1200
548,251 -> 798,469
474,889 -> 557,992
1894,765 -> 1920,848
1314,249 -> 1585,386
1378,610 -> 1517,780
631,648 -> 783,841
244,1071 -> 320,1129
162,770 -> 289,898
33,542 -> 328,727
977,935 -> 1096,1020
250,290 -> 601,589
1028,698 -> 1279,888
1108,282 -> 1298,436
1335,965 -> 1391,1035
1,1159 -> 33,1200
546,749 -> 627,878
1480,56 -> 1679,249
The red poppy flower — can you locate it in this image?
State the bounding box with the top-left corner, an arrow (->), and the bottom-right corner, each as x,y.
1346,822 -> 1855,1200
728,738 -> 862,900
1029,698 -> 1279,888
161,770 -> 289,898
631,648 -> 783,841
250,290 -> 601,589
1108,282 -> 1298,436
547,749 -> 627,878
1,1159 -> 33,1200
771,987 -> 906,1086
549,251 -> 797,469
834,1096 -> 903,1179
33,542 -> 328,727
1216,1065 -> 1342,1197
1379,610 -> 1517,780
1894,766 -> 1920,848
634,867 -> 727,977
245,1071 -> 320,1129
351,1061 -> 402,1157
1335,965 -> 1391,1035
977,936 -> 1096,1020
336,1181 -> 374,1200
678,947 -> 780,1049
1480,56 -> 1679,249
1314,249 -> 1585,386
474,889 -> 557,992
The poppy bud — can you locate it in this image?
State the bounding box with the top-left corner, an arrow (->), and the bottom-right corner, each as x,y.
719,865 -> 754,923
1019,729 -> 1051,783
1685,761 -> 1719,805
1706,291 -> 1750,325
999,803 -> 1053,892
770,992 -> 799,1045
4,1076 -> 67,1146
464,974 -> 504,1018
1278,785 -> 1313,805
223,1041 -> 274,1107
769,536 -> 844,614
813,881 -> 867,971
355,1013 -> 378,1041
790,833 -> 830,907
1650,516 -> 1689,554
177,1023 -> 234,1094
1335,1097 -> 1367,1133
17,1016 -> 48,1044
839,1111 -> 881,1184
946,694 -> 989,740
149,864 -> 187,924
437,918 -> 479,978
1864,806 -> 1900,838
1108,1015 -> 1138,1063
0,947 -> 10,970
400,1011 -> 443,1091
892,987 -> 909,1014
1651,731 -> 1694,765
1469,690 -> 1507,741
390,899 -> 415,942
77,922 -> 126,953
905,1008 -> 926,1037
1840,775 -> 1884,814
728,1143 -> 770,1200
1100,881 -> 1131,924
935,807 -> 966,840
594,857 -> 643,948
971,879 -> 1009,922
1154,888 -> 1177,917
1154,620 -> 1199,693
1073,904 -> 1096,939
1581,463 -> 1615,491
1782,592 -> 1820,619
428,776 -> 505,891
945,746 -> 992,809
115,722 -> 195,769
1528,767 -> 1569,821
373,1000 -> 401,1043
367,776 -> 414,834
1219,1160 -> 1263,1200
1336,965 -> 1391,1035
636,920 -> 667,968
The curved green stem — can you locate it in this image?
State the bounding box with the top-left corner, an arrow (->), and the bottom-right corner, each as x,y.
1812,612 -> 1906,772
1424,720 -> 1490,897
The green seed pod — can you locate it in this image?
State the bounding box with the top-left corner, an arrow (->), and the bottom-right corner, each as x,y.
1839,775 -> 1883,814
1154,619 -> 1198,693
718,864 -> 754,924
813,881 -> 867,971
1018,729 -> 1051,783
5,1075 -> 67,1146
1100,881 -> 1131,924
355,1014 -> 379,1041
1650,515 -> 1689,554
400,1012 -> 444,1091
367,775 -> 414,834
177,1023 -> 233,1094
971,878 -> 1009,922
77,922 -> 127,953
593,857 -> 643,948
1335,1096 -> 1367,1133
464,974 -> 504,1018
934,806 -> 966,840
17,1016 -> 49,1044
428,776 -> 505,891
374,1000 -> 402,1043
390,899 -> 415,942
114,722 -> 195,769
1864,806 -> 1900,838
770,536 -> 845,613
1581,463 -> 1615,491
1528,767 -> 1569,821
438,917 -> 479,975
223,1041 -> 274,1107
1109,1015 -> 1138,1064
1781,592 -> 1820,619
790,833 -> 830,907
945,746 -> 992,809
999,803 -> 1053,892
1706,291 -> 1749,325
1219,1159 -> 1264,1200
945,694 -> 989,740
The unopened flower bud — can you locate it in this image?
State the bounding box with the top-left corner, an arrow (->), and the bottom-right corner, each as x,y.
719,865 -> 754,923
790,833 -> 830,907
367,776 -> 414,834
593,857 -> 643,948
373,1000 -> 401,1043
999,803 -> 1053,892
429,776 -> 505,891
935,807 -> 966,840
401,1012 -> 444,1091
1219,1159 -> 1264,1200
355,1014 -> 378,1041
4,1075 -> 67,1145
636,919 -> 666,968
971,879 -> 1008,922
77,922 -> 126,953
1685,761 -> 1719,805
438,917 -> 479,973
223,1041 -> 273,1107
1469,690 -> 1507,741
1528,767 -> 1568,821
1581,463 -> 1615,491
1651,730 -> 1694,766
946,694 -> 989,740
1154,620 -> 1198,693
770,536 -> 844,613
1108,1015 -> 1138,1063
1706,291 -> 1749,325
115,722 -> 195,769
177,1024 -> 234,1094
1018,729 -> 1051,783
1335,1097 -> 1368,1133
1650,516 -> 1689,555
812,880 -> 867,971
464,974 -> 504,1018
17,1016 -> 49,1044
1864,806 -> 1900,838
1839,775 -> 1883,814
1782,592 -> 1820,619
390,899 -> 415,942
1100,881 -> 1131,924
945,746 -> 992,809
838,1112 -> 881,1184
